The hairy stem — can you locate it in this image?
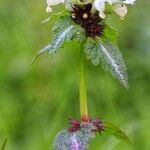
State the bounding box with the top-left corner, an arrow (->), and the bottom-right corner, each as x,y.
79,45 -> 89,122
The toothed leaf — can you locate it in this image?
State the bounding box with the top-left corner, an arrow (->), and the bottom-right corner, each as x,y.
99,40 -> 128,87
84,38 -> 101,66
84,38 -> 128,87
33,16 -> 85,62
104,121 -> 130,144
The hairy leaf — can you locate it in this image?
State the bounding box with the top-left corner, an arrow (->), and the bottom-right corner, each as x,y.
104,121 -> 130,144
84,38 -> 128,87
84,38 -> 101,66
53,130 -> 90,150
53,124 -> 96,150
99,40 -> 128,87
33,16 -> 85,62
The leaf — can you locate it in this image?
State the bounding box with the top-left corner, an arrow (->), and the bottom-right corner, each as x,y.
33,16 -> 85,62
53,124 -> 96,150
102,25 -> 118,44
53,129 -> 70,150
84,38 -> 128,88
84,38 -> 101,66
99,40 -> 128,87
42,10 -> 68,24
104,121 -> 130,144
1,139 -> 7,150
53,129 -> 90,150
32,44 -> 52,63
50,25 -> 74,54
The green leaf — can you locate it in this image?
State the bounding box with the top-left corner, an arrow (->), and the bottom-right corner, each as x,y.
104,121 -> 130,144
42,10 -> 68,24
84,38 -> 101,66
84,38 -> 128,88
102,25 -> 118,44
1,139 -> 7,150
33,16 -> 85,62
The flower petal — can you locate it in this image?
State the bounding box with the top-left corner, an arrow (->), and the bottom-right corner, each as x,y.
46,0 -> 64,12
94,0 -> 106,18
47,0 -> 64,6
113,4 -> 128,20
123,0 -> 136,5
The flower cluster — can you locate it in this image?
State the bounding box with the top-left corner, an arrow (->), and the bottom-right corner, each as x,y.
46,0 -> 136,19
70,4 -> 105,37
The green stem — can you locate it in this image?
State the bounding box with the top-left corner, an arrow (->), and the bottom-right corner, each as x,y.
79,45 -> 89,122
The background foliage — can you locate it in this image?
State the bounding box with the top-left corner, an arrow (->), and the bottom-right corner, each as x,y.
0,0 -> 150,150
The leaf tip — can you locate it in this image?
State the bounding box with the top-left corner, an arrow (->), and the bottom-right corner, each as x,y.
104,121 -> 131,144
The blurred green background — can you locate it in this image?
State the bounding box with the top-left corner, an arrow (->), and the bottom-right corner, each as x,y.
0,0 -> 150,150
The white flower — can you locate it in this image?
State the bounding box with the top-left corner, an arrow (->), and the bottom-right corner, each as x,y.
93,0 -> 121,18
46,0 -> 64,12
93,0 -> 107,18
113,0 -> 136,19
107,0 -> 119,4
113,4 -> 127,20
93,0 -> 135,19
123,0 -> 136,5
